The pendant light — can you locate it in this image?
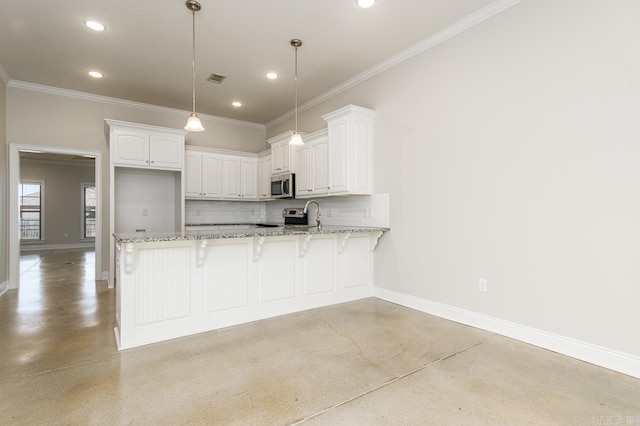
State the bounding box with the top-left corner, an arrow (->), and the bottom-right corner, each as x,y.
289,39 -> 304,146
184,0 -> 205,132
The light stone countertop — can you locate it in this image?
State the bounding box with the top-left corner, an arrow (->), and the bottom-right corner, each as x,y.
113,224 -> 389,244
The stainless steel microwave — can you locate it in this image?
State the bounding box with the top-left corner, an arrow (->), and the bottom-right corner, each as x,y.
271,172 -> 295,199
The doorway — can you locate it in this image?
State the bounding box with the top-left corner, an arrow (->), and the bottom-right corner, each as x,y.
8,144 -> 102,289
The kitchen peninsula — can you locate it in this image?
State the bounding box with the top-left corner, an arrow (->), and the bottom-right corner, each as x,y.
113,224 -> 388,350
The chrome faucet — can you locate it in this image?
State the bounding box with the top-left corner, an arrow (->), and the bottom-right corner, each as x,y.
303,200 -> 322,229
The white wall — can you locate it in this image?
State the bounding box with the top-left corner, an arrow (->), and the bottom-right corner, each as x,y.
20,159 -> 95,247
6,87 -> 266,278
115,168 -> 180,233
268,0 -> 640,358
0,78 -> 7,291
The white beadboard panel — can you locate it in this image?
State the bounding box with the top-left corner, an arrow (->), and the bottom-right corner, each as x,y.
302,236 -> 335,296
258,238 -> 297,303
135,245 -> 191,325
203,240 -> 250,313
115,232 -> 381,350
264,193 -> 389,228
339,235 -> 369,289
185,200 -> 266,225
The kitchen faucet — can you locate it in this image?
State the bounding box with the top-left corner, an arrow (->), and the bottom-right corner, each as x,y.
303,200 -> 322,229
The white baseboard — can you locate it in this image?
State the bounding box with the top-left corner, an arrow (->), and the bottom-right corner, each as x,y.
374,287 -> 640,379
20,242 -> 95,252
0,280 -> 8,298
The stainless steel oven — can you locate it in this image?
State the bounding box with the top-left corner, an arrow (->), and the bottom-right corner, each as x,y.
271,172 -> 295,199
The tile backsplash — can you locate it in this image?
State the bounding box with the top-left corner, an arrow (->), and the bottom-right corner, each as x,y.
185,194 -> 389,228
185,201 -> 266,225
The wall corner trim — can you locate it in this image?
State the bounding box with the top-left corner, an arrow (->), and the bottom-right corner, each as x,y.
373,287 -> 640,380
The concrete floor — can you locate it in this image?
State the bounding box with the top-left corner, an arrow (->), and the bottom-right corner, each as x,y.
1,249 -> 639,424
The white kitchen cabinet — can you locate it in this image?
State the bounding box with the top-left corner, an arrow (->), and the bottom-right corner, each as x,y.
258,151 -> 272,200
222,156 -> 258,200
105,119 -> 187,288
111,124 -> 184,171
185,148 -> 223,199
268,131 -> 298,174
295,129 -> 329,198
114,230 -> 383,350
322,105 -> 375,196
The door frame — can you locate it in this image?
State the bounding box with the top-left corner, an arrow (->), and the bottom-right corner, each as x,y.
8,143 -> 103,289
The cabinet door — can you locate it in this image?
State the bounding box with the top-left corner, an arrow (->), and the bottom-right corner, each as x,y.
311,140 -> 329,195
112,129 -> 150,167
271,144 -> 282,174
295,144 -> 311,197
150,132 -> 183,170
222,156 -> 241,199
202,154 -> 223,198
328,120 -> 349,194
279,143 -> 292,173
184,151 -> 203,198
258,158 -> 272,199
241,159 -> 258,200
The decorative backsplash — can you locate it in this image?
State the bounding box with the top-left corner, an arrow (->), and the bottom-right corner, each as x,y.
185,194 -> 389,228
185,201 -> 266,225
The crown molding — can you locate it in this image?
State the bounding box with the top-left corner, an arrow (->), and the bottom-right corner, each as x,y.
6,80 -> 265,130
0,63 -> 9,85
266,0 -> 523,129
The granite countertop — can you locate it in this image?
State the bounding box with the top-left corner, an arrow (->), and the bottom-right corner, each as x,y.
113,224 -> 389,244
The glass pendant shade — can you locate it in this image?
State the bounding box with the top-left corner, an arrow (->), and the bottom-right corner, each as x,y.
184,113 -> 205,132
289,132 -> 304,146
290,39 -> 303,146
185,0 -> 204,132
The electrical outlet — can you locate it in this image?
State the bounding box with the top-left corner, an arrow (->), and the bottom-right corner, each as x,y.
327,208 -> 334,217
143,208 -> 149,217
478,278 -> 488,292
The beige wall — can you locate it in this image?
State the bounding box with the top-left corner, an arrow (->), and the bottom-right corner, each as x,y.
269,0 -> 640,357
0,79 -> 6,286
6,88 -> 266,277
20,159 -> 95,246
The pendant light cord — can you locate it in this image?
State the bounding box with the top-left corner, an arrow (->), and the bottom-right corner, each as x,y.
191,9 -> 197,114
294,45 -> 298,133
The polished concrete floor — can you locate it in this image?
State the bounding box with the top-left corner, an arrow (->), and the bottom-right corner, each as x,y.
1,249 -> 639,424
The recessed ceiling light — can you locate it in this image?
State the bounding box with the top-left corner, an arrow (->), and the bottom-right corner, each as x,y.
356,0 -> 376,8
88,70 -> 104,78
84,20 -> 106,31
265,72 -> 279,80
231,101 -> 242,107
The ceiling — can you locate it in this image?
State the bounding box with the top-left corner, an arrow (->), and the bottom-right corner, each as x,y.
0,0 -> 496,125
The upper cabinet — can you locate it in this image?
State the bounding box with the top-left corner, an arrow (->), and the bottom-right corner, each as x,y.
295,129 -> 329,199
268,131 -> 298,175
322,105 -> 375,196
222,156 -> 258,200
185,148 -> 223,199
107,121 -> 185,171
185,146 -> 258,201
258,151 -> 272,200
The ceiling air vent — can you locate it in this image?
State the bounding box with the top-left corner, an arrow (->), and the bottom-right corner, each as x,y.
207,73 -> 226,84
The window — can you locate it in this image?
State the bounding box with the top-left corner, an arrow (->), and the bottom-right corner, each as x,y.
20,181 -> 44,241
82,183 -> 96,239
